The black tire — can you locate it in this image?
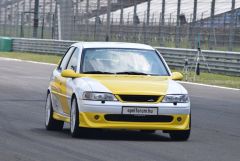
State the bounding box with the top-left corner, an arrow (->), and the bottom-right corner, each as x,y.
45,93 -> 64,131
70,97 -> 82,137
169,130 -> 190,141
169,113 -> 191,141
140,130 -> 156,134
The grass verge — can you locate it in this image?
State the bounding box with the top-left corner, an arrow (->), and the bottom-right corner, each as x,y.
180,72 -> 240,89
0,51 -> 239,89
0,52 -> 61,64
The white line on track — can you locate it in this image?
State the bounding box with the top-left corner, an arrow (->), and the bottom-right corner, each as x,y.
1,57 -> 239,91
180,81 -> 240,91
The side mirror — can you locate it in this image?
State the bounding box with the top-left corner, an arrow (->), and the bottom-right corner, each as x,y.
171,72 -> 183,81
61,69 -> 79,78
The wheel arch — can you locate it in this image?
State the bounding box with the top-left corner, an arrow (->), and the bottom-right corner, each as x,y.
71,93 -> 81,111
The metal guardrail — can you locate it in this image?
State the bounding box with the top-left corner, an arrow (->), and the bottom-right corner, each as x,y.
12,38 -> 240,76
157,47 -> 240,76
13,38 -> 76,54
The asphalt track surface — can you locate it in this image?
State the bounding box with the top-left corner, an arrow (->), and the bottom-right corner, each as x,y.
0,58 -> 239,161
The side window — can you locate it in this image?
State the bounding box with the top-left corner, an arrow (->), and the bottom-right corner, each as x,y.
66,48 -> 79,72
58,47 -> 75,71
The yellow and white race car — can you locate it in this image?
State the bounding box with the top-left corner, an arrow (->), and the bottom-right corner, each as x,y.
45,42 -> 191,140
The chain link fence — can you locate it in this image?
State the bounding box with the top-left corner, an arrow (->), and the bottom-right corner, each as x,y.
0,0 -> 240,51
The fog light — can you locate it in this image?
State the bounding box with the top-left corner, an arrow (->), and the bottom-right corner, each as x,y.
177,117 -> 182,122
94,115 -> 100,120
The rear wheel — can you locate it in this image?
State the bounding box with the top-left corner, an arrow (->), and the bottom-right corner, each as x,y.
70,97 -> 82,137
45,93 -> 64,130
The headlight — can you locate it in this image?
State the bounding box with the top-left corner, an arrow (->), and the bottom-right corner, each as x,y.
162,94 -> 189,103
82,92 -> 117,101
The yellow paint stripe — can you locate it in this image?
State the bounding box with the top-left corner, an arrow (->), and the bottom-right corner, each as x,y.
51,90 -> 70,98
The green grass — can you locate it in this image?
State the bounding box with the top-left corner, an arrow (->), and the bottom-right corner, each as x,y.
180,72 -> 240,89
0,51 -> 61,64
0,51 -> 239,89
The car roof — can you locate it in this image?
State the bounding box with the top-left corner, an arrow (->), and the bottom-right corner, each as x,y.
71,42 -> 154,50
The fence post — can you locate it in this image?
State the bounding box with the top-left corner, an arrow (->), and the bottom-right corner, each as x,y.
191,0 -> 197,48
0,7 -> 2,35
41,0 -> 46,39
16,2 -> 20,37
146,0 -> 151,26
49,0 -> 53,35
4,6 -> 7,36
94,0 -> 100,40
145,0 -> 151,43
85,0 -> 89,40
119,0 -> 124,40
10,3 -> 13,36
209,0 -> 215,49
33,0 -> 39,38
28,0 -> 32,37
133,0 -> 138,42
120,0 -> 123,25
21,0 -> 26,37
228,0 -> 235,51
160,0 -> 165,46
106,0 -> 111,41
20,12 -> 24,37
175,0 -> 181,48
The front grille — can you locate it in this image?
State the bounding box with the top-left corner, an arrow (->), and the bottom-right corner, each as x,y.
118,95 -> 160,102
104,114 -> 173,122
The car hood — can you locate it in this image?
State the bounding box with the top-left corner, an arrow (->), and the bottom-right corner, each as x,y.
82,75 -> 172,95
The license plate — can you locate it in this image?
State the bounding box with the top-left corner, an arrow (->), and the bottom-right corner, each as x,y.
122,107 -> 158,115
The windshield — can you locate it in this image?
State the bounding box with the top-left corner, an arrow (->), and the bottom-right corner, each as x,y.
81,48 -> 169,76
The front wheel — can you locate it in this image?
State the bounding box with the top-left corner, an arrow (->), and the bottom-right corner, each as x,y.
70,97 -> 82,137
140,130 -> 156,134
169,130 -> 190,141
45,93 -> 64,130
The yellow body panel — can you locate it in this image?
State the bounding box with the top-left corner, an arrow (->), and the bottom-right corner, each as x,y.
82,75 -> 169,95
58,77 -> 70,114
79,112 -> 190,130
51,76 -> 70,114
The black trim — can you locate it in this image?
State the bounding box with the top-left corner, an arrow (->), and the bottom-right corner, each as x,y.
65,47 -> 80,72
104,114 -> 173,122
154,49 -> 171,76
119,95 -> 160,102
57,47 -> 71,71
65,47 -> 77,71
58,47 -> 76,72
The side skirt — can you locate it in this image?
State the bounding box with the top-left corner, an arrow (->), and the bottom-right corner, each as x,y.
53,112 -> 70,123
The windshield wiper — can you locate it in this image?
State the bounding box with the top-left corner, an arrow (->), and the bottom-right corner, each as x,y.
83,71 -> 114,74
116,71 -> 149,75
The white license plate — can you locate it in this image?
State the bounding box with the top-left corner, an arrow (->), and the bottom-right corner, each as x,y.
122,107 -> 158,115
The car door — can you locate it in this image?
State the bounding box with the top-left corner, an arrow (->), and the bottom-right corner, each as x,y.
60,47 -> 80,115
50,47 -> 75,115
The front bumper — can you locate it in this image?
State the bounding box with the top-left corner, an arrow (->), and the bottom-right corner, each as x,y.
79,100 -> 190,130
79,112 -> 190,130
